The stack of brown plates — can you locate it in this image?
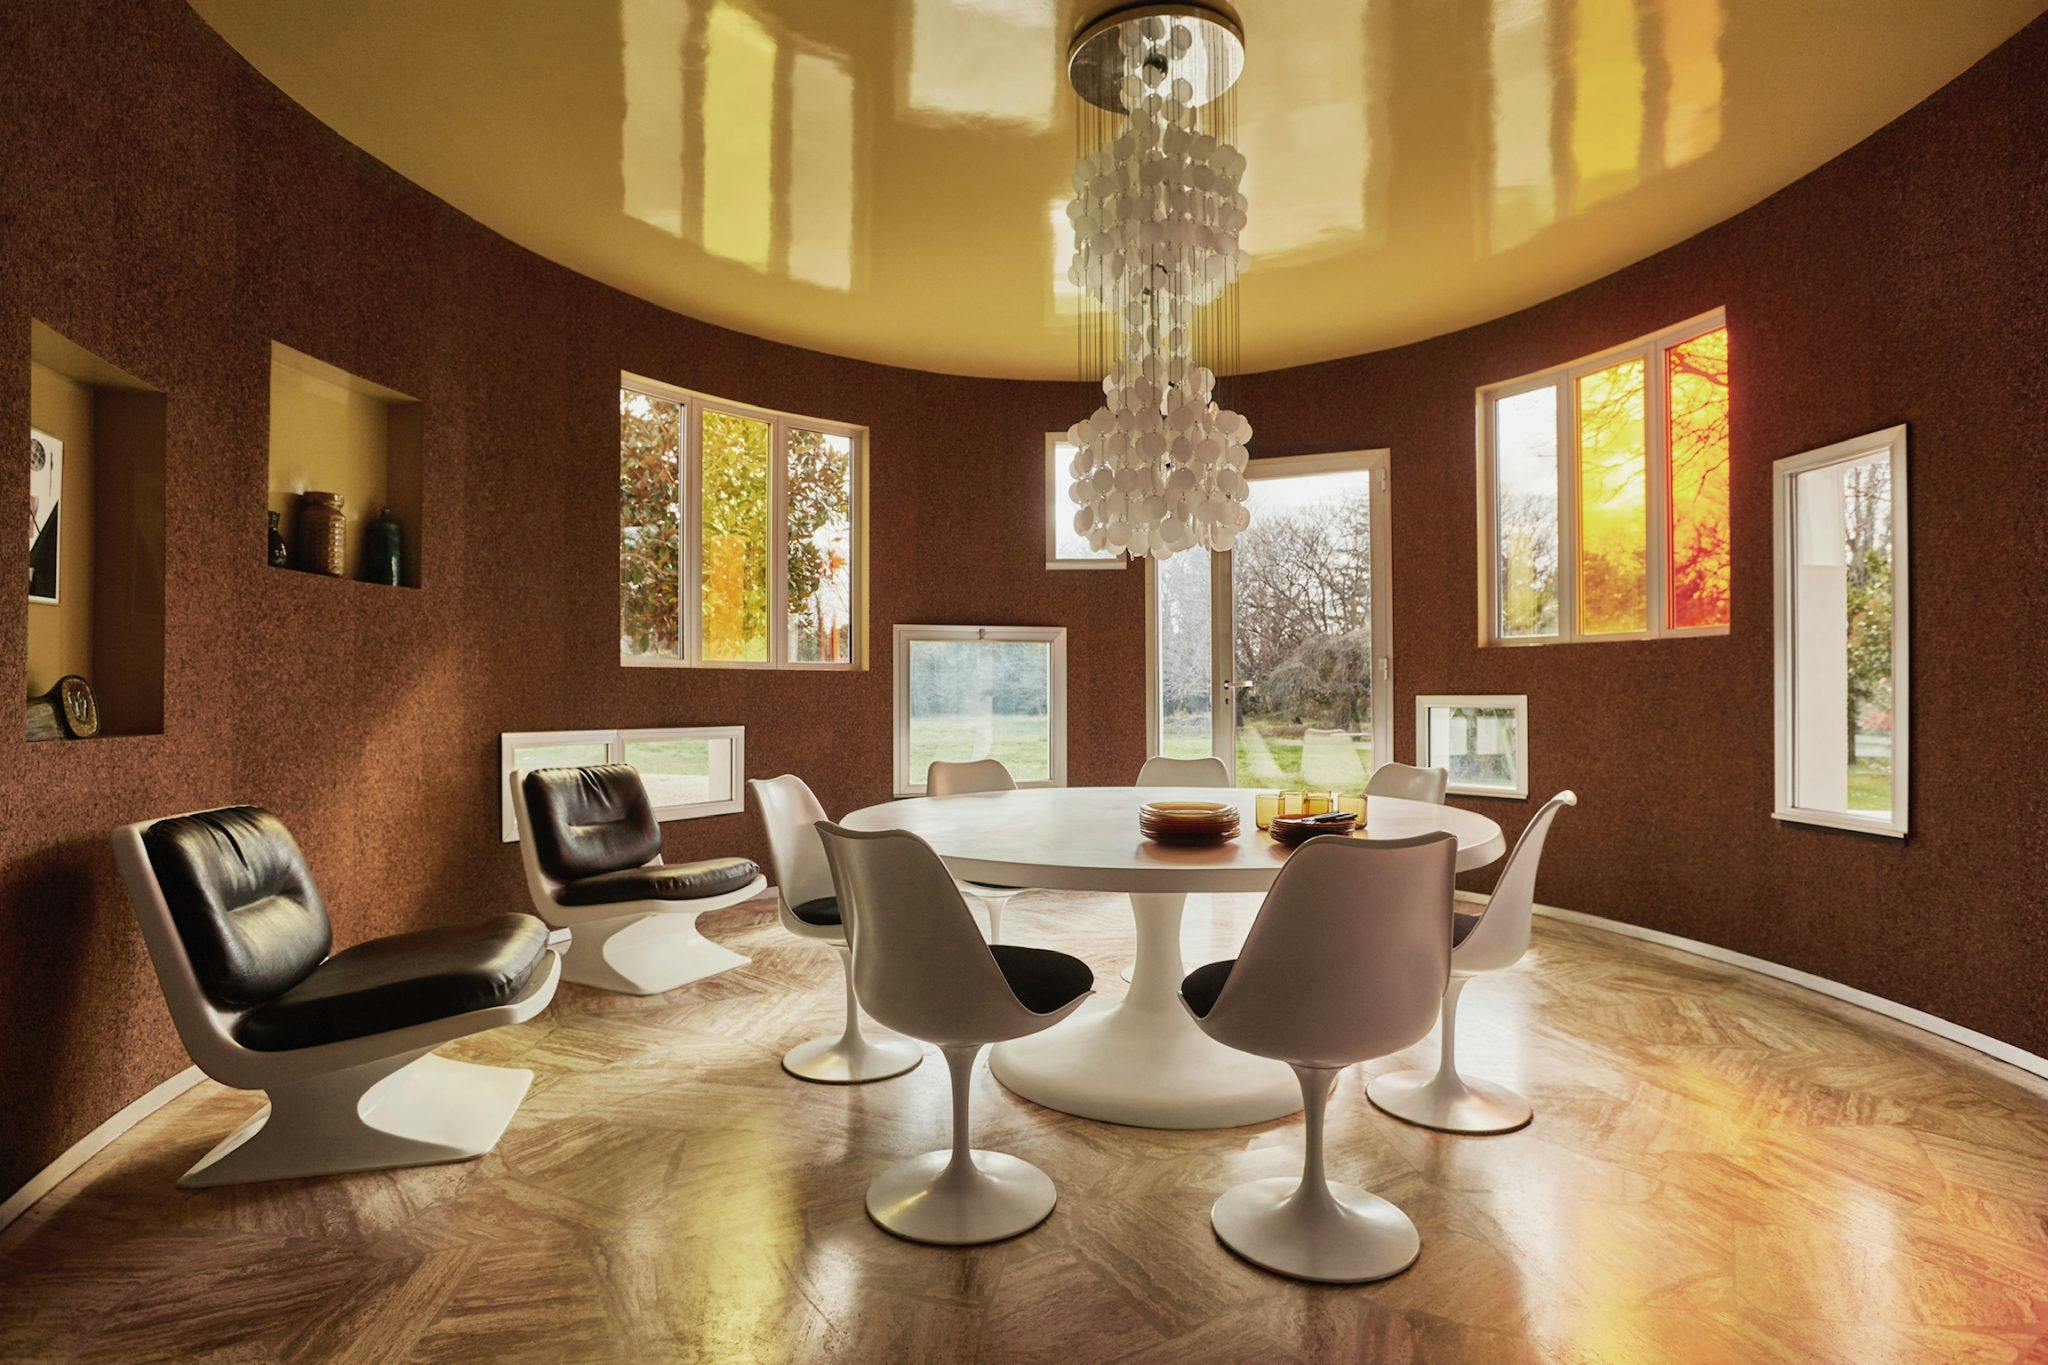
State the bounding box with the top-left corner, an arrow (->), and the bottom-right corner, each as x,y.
1268,811 -> 1360,847
1138,799 -> 1241,846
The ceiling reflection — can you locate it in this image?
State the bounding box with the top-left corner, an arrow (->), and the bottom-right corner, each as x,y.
188,0 -> 2044,377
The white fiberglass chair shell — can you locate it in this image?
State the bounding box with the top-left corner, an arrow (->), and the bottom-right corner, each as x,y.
748,775 -> 921,1084
1365,762 -> 1450,804
1367,791 -> 1577,1134
1122,754 -> 1232,982
511,766 -> 765,996
112,807 -> 562,1189
925,758 -> 1034,944
817,821 -> 1093,1245
1180,833 -> 1455,1283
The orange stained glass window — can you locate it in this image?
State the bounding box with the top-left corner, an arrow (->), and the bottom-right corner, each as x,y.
1666,326 -> 1731,629
1575,357 -> 1647,634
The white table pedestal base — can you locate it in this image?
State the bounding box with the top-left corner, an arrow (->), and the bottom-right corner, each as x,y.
991,892 -> 1300,1129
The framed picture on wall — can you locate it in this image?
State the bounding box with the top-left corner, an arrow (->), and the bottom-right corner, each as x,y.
29,427 -> 62,604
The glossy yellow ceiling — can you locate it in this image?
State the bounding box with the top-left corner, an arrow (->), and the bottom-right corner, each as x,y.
189,0 -> 2042,378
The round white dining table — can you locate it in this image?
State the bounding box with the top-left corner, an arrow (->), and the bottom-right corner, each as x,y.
841,786 -> 1506,1130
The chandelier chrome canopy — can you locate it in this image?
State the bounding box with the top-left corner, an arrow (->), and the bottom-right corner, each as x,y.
1063,3 -> 1251,561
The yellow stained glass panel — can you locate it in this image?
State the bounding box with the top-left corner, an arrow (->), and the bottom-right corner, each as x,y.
700,409 -> 771,661
1576,357 -> 1647,633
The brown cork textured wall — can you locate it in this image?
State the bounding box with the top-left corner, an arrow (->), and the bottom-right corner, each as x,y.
0,2 -> 2041,1197
0,1 -> 1134,1197
1234,18 -> 2047,1059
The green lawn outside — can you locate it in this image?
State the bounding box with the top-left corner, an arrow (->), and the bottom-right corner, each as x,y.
1160,714 -> 1374,790
909,713 -> 1051,783
1847,757 -> 1893,811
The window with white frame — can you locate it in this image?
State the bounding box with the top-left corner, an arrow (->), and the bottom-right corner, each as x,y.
893,625 -> 1067,796
1773,425 -> 1907,836
1046,433 -> 1125,569
1415,695 -> 1529,799
1479,310 -> 1730,644
499,726 -> 745,841
620,375 -> 863,668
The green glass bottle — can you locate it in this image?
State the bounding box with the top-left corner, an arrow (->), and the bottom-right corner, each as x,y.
364,507 -> 403,586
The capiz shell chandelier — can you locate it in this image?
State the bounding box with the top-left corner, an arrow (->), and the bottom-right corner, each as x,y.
1064,3 -> 1250,561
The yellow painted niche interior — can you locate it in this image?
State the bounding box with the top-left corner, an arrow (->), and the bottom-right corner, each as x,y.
267,342 -> 423,587
25,321 -> 167,736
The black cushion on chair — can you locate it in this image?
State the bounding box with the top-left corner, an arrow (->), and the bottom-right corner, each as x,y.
143,807 -> 333,1008
1180,959 -> 1235,1019
790,896 -> 842,927
990,945 -> 1093,1015
522,765 -> 661,881
235,914 -> 551,1052
965,881 -> 1024,892
554,856 -> 760,907
1453,910 -> 1482,947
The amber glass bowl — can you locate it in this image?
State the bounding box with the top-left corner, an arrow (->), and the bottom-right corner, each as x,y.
1268,811 -> 1360,848
1138,800 -> 1241,846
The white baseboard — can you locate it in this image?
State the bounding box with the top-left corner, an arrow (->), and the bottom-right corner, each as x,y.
1467,891 -> 2048,1082
0,1066 -> 204,1234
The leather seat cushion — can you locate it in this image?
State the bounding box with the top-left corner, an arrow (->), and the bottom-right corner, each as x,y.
1181,959 -> 1235,1019
555,856 -> 760,907
990,945 -> 1093,1015
143,807 -> 332,1007
790,896 -> 841,927
523,765 -> 661,880
1453,910 -> 1481,947
235,914 -> 551,1052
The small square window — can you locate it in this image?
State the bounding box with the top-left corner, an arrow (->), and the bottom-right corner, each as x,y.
1415,695 -> 1529,799
893,626 -> 1067,795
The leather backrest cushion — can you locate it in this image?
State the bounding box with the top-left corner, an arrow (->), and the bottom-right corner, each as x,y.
142,807 -> 333,1008
523,765 -> 662,880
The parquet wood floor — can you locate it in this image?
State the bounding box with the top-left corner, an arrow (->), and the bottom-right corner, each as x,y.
4,890 -> 2046,1363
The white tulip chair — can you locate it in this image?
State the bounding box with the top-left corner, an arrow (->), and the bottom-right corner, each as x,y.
1367,791 -> 1576,1134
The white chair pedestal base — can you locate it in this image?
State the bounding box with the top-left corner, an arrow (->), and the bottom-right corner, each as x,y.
181,1051 -> 533,1189
783,947 -> 922,1084
1211,1177 -> 1420,1284
1365,1069 -> 1531,1134
991,893 -> 1298,1128
866,1148 -> 1055,1245
1210,1065 -> 1419,1283
866,1045 -> 1055,1245
1365,976 -> 1533,1135
559,904 -> 752,997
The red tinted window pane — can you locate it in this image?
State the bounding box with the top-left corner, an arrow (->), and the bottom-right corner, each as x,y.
1666,326 -> 1731,629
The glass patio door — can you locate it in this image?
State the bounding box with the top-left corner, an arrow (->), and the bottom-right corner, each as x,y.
1149,451 -> 1390,789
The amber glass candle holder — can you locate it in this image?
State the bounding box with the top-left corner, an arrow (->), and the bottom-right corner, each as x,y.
1278,790 -> 1307,818
1254,792 -> 1281,830
1302,790 -> 1335,815
1336,794 -> 1366,822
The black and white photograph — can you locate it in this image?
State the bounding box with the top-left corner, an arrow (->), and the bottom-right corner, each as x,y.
28,426 -> 61,604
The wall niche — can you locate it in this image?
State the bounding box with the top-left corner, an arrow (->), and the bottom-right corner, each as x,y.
267,342 -> 423,587
24,321 -> 168,740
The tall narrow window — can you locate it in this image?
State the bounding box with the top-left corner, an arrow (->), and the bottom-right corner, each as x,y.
621,375 -> 864,669
1493,386 -> 1560,638
620,391 -> 684,662
1478,310 -> 1728,643
785,426 -> 855,663
1774,426 -> 1907,836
